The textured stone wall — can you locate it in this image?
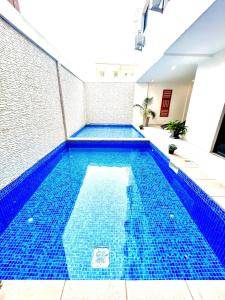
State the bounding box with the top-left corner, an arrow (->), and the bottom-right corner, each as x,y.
85,82 -> 135,124
59,65 -> 86,137
0,17 -> 135,190
0,18 -> 81,190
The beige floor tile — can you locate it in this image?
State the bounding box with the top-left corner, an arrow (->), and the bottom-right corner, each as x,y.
170,157 -> 198,168
195,180 -> 225,196
212,196 -> 225,210
180,167 -> 214,180
0,280 -> 65,300
142,126 -> 225,186
187,280 -> 225,300
61,280 -> 126,300
126,280 -> 192,300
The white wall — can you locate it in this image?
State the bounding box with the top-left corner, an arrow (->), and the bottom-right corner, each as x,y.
59,65 -> 86,137
186,50 -> 225,152
133,83 -> 148,125
0,0 -> 83,81
0,16 -> 86,190
133,82 -> 193,126
85,82 -> 135,124
185,50 -> 225,184
0,18 -> 65,189
136,0 -> 215,78
0,3 -> 137,191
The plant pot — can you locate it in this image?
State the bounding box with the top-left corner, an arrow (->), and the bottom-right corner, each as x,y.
143,116 -> 150,127
169,149 -> 175,154
168,144 -> 177,154
170,130 -> 179,139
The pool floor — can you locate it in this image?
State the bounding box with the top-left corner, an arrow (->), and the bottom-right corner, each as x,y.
0,146 -> 224,279
71,124 -> 144,138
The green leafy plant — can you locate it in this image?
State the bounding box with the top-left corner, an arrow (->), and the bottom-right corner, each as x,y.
169,144 -> 177,154
133,97 -> 156,127
166,120 -> 187,139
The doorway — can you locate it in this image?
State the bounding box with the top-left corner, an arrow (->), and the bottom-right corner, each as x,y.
213,112 -> 225,158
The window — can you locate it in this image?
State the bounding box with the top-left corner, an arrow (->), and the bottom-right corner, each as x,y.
213,112 -> 225,158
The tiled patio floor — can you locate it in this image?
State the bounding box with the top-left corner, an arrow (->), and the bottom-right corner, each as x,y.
0,280 -> 225,300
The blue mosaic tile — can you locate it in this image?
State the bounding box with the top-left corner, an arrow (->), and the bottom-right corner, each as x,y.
0,142 -> 66,234
67,140 -> 150,148
71,124 -> 144,138
150,144 -> 225,268
0,142 -> 224,279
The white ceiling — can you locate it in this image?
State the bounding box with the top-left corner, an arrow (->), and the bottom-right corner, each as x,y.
138,0 -> 225,83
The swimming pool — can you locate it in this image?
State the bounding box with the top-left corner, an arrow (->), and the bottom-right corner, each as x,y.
71,124 -> 144,138
0,141 -> 224,279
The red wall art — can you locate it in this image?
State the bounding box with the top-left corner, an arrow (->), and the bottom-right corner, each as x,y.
160,89 -> 173,117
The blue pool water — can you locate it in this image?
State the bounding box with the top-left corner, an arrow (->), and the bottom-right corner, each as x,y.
71,124 -> 144,138
0,142 -> 224,279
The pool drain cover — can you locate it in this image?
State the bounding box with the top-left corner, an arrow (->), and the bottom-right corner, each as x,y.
91,247 -> 110,269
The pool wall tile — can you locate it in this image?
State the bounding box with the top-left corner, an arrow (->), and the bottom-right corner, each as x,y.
0,142 -> 67,234
149,141 -> 225,267
0,139 -> 225,279
71,124 -> 145,138
67,140 -> 150,148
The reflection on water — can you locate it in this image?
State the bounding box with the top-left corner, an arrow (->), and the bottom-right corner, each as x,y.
63,166 -> 130,278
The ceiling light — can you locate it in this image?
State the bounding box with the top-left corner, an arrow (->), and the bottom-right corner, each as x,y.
171,65 -> 176,71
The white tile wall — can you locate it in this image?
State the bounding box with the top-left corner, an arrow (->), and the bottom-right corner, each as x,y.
0,19 -> 65,189
85,82 -> 135,124
0,19 -> 86,189
59,65 -> 86,137
0,19 -> 138,191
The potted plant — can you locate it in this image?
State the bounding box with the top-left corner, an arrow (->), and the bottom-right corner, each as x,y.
165,120 -> 187,139
133,97 -> 156,127
169,144 -> 177,154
